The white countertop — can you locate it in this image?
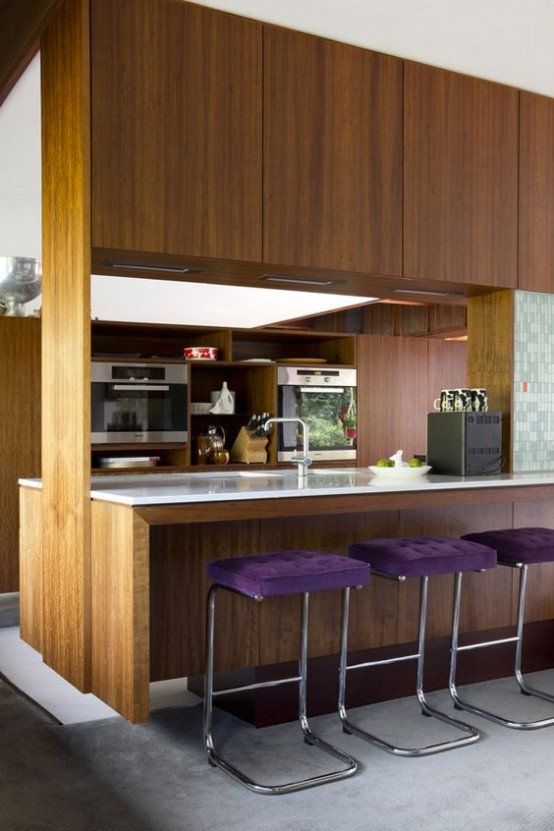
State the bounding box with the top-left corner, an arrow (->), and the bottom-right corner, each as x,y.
19,468 -> 554,506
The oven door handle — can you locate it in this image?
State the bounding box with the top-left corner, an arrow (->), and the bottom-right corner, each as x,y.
112,384 -> 170,392
299,386 -> 345,393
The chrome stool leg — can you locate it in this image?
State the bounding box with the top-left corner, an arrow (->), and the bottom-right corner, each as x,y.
338,573 -> 481,756
203,584 -> 359,795
449,565 -> 554,729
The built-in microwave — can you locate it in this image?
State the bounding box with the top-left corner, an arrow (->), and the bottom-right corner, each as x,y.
91,361 -> 188,444
277,366 -> 357,462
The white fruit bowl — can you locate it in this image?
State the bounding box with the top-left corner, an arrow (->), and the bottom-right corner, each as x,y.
368,464 -> 431,478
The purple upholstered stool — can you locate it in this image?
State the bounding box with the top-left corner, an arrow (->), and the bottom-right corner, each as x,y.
204,549 -> 370,795
448,527 -> 554,730
338,535 -> 497,756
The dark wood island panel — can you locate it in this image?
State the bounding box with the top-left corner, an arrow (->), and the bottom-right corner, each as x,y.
20,483 -> 554,724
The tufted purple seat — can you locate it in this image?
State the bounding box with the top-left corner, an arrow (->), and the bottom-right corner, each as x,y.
208,549 -> 370,597
348,535 -> 497,578
461,527 -> 554,565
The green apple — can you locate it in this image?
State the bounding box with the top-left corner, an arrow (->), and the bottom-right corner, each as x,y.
376,459 -> 394,467
408,458 -> 423,467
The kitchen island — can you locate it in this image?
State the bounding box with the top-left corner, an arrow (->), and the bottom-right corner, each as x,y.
19,469 -> 554,722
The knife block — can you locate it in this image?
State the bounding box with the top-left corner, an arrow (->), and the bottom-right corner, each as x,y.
230,427 -> 268,464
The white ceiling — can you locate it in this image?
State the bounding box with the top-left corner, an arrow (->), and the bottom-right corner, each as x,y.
1,1 -> 553,321
194,0 -> 554,98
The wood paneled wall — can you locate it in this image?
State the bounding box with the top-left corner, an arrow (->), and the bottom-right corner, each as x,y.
19,486 -> 43,650
0,319 -> 41,591
467,290 -> 514,470
356,333 -> 467,466
40,0 -> 92,690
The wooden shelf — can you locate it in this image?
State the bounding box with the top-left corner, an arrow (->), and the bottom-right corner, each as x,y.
90,321 -> 357,471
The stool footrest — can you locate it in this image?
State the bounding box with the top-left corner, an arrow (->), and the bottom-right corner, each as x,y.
346,651 -> 420,672
212,675 -> 301,698
455,635 -> 519,653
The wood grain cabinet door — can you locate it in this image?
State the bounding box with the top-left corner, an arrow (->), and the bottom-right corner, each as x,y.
404,62 -> 518,287
90,0 -> 262,261
263,27 -> 403,276
519,91 -> 554,292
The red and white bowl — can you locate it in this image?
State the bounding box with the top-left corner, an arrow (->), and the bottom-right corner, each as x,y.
183,346 -> 218,361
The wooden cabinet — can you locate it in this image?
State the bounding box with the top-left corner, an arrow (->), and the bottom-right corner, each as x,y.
90,0 -> 262,261
0,318 -> 41,591
263,26 -> 403,275
404,62 -> 519,287
519,91 -> 554,292
357,334 -> 429,466
356,333 -> 467,467
90,321 -> 356,471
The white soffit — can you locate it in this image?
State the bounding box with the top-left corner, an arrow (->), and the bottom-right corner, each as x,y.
90,275 -> 377,327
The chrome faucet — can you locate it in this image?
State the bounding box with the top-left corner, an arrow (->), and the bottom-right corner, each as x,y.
264,417 -> 311,483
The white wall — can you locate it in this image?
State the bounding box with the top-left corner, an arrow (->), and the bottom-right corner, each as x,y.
0,53 -> 41,259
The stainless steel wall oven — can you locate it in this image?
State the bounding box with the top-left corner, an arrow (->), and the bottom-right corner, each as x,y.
91,361 -> 188,444
277,366 -> 357,462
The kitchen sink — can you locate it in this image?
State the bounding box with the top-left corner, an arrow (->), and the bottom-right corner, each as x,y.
309,468 -> 359,475
237,471 -> 289,478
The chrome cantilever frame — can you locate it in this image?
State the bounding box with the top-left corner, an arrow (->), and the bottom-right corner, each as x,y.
449,563 -> 554,729
338,572 -> 481,756
203,584 -> 359,795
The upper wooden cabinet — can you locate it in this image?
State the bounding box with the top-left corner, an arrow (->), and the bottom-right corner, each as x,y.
519,92 -> 554,292
90,0 -> 262,261
263,27 -> 403,276
404,62 -> 519,287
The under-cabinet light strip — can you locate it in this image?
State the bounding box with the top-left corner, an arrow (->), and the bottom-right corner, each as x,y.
391,288 -> 465,298
259,274 -> 342,287
105,261 -> 204,274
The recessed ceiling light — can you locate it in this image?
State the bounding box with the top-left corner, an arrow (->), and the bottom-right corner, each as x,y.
91,276 -> 378,328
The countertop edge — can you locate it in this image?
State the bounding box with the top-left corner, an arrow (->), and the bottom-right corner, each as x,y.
19,470 -> 554,507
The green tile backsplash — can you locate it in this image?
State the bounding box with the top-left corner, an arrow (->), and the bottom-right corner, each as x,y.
513,290 -> 554,471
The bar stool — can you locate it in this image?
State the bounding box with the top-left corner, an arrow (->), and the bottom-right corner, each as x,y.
450,527 -> 554,729
339,535 -> 497,756
203,549 -> 370,795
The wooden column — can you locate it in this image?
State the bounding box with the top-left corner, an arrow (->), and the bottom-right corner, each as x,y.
40,0 -> 91,690
467,290 -> 514,471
